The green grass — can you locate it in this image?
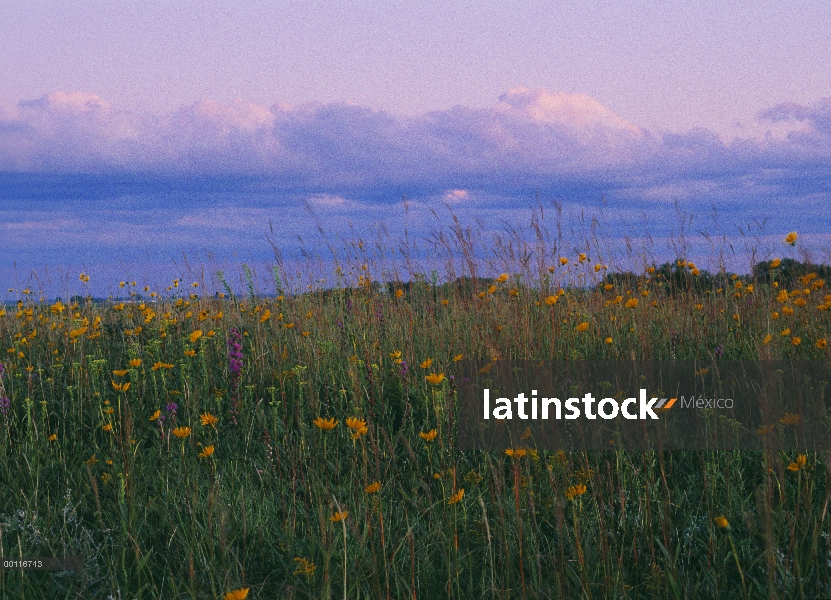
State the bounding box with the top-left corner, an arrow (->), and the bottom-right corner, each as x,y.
0,256 -> 830,599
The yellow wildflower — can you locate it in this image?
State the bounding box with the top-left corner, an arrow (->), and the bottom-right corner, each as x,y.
544,295 -> 558,306
575,322 -> 589,332
565,484 -> 587,500
447,488 -> 465,505
200,412 -> 219,427
625,298 -> 639,309
779,413 -> 801,426
453,353 -> 464,362
784,231 -> 798,246
313,417 -> 338,430
419,429 -> 438,442
425,373 -> 445,384
149,410 -> 161,421
223,589 -> 250,600
505,448 -> 527,459
419,358 -> 433,369
365,481 -> 381,494
198,445 -> 215,458
714,515 -> 730,531
128,358 -> 142,367
172,426 -> 191,439
330,511 -> 348,523
787,454 -> 807,471
112,369 -> 128,377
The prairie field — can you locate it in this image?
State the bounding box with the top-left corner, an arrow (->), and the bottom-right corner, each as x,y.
1,238 -> 831,599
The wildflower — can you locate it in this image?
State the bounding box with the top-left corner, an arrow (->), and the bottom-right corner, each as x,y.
784,231 -> 798,246
425,373 -> 445,384
128,358 -> 142,368
441,299 -> 449,305
223,589 -> 250,600
345,417 -> 366,432
453,353 -> 464,362
565,484 -> 587,500
184,349 -> 196,357
313,417 -> 338,430
509,288 -> 519,296
48,433 -> 57,441
787,454 -> 807,471
112,369 -> 128,377
772,311 -> 779,319
695,304 -> 703,311
559,257 -> 569,265
102,423 -> 113,432
419,429 -> 438,442
293,557 -> 317,576
544,295 -> 558,305
149,409 -> 161,421
172,426 -> 191,439
189,330 -> 203,344
604,337 -> 613,344
487,285 -> 496,294
199,445 -> 215,458
714,515 -> 731,531
817,339 -> 828,349
625,298 -> 639,309
84,455 -> 98,466
505,448 -> 527,459
779,412 -> 801,426
496,273 -> 509,283
770,258 -> 781,268
394,289 -> 404,298
791,337 -> 801,346
200,412 -> 219,427
152,362 -> 174,371
575,322 -> 589,332
365,481 -> 381,494
447,488 -> 465,505
259,309 -> 271,323
781,328 -> 791,336
756,424 -> 775,435
284,322 -> 295,329
419,358 -> 433,369
330,511 -> 348,522
111,381 -> 130,392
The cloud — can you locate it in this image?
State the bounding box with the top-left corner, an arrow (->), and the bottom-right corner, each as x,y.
0,89 -> 830,209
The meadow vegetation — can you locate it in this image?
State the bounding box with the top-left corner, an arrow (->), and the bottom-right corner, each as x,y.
1,221 -> 830,599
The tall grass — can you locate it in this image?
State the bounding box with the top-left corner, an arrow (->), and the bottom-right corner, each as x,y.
0,211 -> 830,599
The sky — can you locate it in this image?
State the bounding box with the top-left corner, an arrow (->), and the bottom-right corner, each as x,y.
1,1 -> 830,297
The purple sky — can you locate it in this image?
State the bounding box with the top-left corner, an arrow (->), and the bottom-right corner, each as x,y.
1,1 -> 829,296
2,0 -> 829,139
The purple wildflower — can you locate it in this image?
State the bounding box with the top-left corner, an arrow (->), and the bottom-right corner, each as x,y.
714,345 -> 724,359
166,402 -> 178,415
400,360 -> 409,378
0,396 -> 9,417
0,362 -> 5,379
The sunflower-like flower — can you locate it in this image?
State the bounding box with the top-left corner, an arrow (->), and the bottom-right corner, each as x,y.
714,515 -> 731,531
172,426 -> 191,439
565,484 -> 587,500
419,429 -> 437,442
313,417 -> 338,430
447,488 -> 465,505
200,412 -> 219,428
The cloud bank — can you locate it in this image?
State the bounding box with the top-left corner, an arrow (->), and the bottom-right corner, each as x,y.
1,88 -> 831,206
